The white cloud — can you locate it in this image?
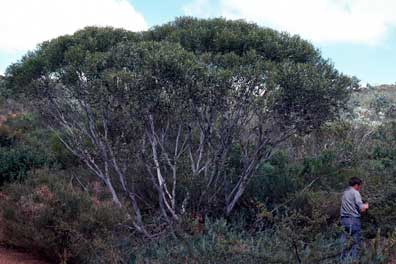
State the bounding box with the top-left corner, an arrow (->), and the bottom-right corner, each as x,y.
0,0 -> 148,52
184,0 -> 396,45
183,0 -> 216,18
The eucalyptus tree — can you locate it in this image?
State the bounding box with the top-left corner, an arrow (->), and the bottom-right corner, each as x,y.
5,18 -> 354,235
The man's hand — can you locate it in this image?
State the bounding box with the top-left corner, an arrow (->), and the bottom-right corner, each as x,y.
361,202 -> 369,212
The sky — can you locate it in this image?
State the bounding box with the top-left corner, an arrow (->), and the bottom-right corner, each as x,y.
0,0 -> 395,85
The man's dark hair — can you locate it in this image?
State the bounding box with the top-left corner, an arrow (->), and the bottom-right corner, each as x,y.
349,177 -> 362,187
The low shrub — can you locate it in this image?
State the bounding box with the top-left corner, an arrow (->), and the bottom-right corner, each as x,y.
0,144 -> 49,185
0,113 -> 54,185
0,169 -> 135,264
132,216 -> 396,264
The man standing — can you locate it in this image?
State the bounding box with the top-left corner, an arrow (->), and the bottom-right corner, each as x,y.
340,177 -> 369,260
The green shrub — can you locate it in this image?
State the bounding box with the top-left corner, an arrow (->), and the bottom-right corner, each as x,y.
132,217 -> 344,264
0,169 -> 134,263
48,132 -> 80,169
0,144 -> 49,185
0,114 -> 50,185
248,151 -> 300,206
131,215 -> 396,263
0,112 -> 75,185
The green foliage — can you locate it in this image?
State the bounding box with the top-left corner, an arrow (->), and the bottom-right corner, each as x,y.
0,114 -> 53,185
0,109 -> 80,185
5,27 -> 140,96
6,17 -> 396,263
132,218 -> 338,263
147,17 -> 318,62
248,151 -> 299,206
245,146 -> 351,210
371,122 -> 396,161
3,17 -> 353,219
0,75 -> 10,98
370,94 -> 391,114
132,216 -> 395,264
147,17 -> 352,131
5,18 -> 353,136
348,84 -> 396,123
0,169 -> 133,264
0,144 -> 48,185
48,133 -> 80,169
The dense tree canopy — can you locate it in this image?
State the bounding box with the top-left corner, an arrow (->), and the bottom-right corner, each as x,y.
5,17 -> 355,234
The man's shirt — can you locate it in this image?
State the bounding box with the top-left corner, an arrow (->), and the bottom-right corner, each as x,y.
340,186 -> 365,218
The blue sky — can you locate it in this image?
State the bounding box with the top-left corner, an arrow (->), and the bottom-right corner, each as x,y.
1,0 -> 395,85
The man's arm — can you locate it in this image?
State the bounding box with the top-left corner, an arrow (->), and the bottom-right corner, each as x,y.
361,203 -> 369,212
355,191 -> 369,212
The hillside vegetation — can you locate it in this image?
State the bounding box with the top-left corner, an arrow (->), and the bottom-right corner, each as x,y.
0,18 -> 396,263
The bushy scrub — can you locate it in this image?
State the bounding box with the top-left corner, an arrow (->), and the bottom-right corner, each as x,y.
0,116 -> 51,184
0,144 -> 48,185
248,151 -> 300,206
132,217 -> 394,264
0,169 -> 134,263
0,112 -> 73,185
3,17 -> 396,263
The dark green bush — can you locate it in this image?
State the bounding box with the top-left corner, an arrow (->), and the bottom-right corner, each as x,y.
0,112 -> 74,185
0,144 -> 49,185
248,151 -> 300,206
